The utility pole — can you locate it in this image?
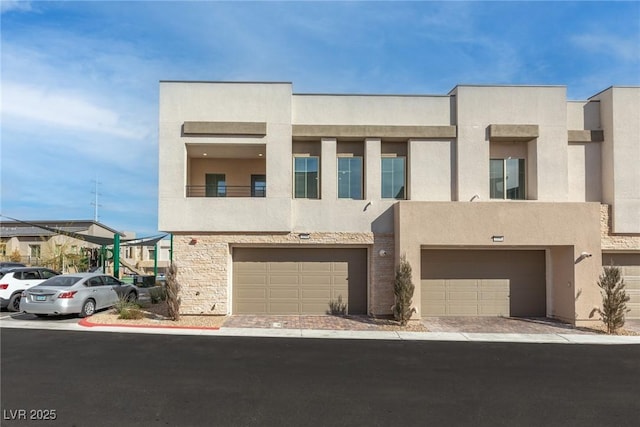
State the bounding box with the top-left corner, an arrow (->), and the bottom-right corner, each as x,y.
91,178 -> 102,222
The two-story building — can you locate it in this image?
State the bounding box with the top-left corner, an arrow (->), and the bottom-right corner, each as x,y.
158,82 -> 639,325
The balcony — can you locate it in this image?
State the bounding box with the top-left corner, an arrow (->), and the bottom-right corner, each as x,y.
186,185 -> 266,198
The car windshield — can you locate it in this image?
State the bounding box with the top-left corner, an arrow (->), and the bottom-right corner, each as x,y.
39,276 -> 82,287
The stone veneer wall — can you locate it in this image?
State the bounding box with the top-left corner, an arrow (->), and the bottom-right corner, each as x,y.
172,232 -> 397,316
600,204 -> 640,251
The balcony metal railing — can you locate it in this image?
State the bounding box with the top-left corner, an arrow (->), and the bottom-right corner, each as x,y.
186,185 -> 266,198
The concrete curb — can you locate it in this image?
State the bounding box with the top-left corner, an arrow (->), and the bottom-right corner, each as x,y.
78,317 -> 221,331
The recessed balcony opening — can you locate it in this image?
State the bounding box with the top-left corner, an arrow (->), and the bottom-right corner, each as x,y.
186,143 -> 266,197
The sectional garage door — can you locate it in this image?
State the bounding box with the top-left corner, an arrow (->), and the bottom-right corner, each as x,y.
421,249 -> 546,317
233,248 -> 367,315
603,253 -> 640,319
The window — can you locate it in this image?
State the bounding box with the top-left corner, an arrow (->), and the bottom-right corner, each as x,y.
205,174 -> 226,197
381,157 -> 406,199
251,175 -> 266,197
294,156 -> 319,198
337,157 -> 363,199
29,245 -> 41,259
490,158 -> 526,200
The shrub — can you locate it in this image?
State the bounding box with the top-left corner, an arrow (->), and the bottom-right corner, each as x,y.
118,307 -> 144,320
328,295 -> 347,316
149,286 -> 167,304
595,265 -> 630,334
166,262 -> 181,321
392,255 -> 417,326
112,297 -> 144,320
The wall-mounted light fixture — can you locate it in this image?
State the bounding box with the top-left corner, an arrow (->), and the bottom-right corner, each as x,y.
189,238 -> 198,245
492,235 -> 504,243
379,249 -> 388,257
575,252 -> 593,263
298,233 -> 310,240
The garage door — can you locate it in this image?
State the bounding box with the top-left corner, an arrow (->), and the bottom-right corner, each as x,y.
603,253 -> 640,319
233,248 -> 367,315
421,250 -> 546,317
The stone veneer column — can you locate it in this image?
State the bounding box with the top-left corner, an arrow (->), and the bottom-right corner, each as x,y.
321,138 -> 337,200
365,138 -> 382,201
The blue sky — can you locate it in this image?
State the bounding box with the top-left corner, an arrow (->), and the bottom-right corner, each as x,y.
1,0 -> 639,236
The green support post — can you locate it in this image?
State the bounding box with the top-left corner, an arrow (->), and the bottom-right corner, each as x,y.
113,234 -> 120,279
153,243 -> 158,277
170,234 -> 173,263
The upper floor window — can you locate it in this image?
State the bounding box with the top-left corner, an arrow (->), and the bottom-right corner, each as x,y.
205,173 -> 226,197
490,158 -> 525,200
337,157 -> 363,199
294,156 -> 319,199
381,156 -> 406,199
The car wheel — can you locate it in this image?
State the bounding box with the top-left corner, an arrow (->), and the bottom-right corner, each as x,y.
79,299 -> 96,318
8,293 -> 22,312
126,292 -> 137,303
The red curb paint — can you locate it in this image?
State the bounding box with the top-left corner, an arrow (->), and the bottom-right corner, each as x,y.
78,317 -> 220,330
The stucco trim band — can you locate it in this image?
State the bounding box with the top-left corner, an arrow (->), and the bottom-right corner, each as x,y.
292,124 -> 457,139
488,124 -> 539,141
183,121 -> 267,136
568,130 -> 605,143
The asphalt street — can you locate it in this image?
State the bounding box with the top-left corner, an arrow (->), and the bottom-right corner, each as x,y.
1,328 -> 639,427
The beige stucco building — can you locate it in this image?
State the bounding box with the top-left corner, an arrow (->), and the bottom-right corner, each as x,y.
158,82 -> 639,325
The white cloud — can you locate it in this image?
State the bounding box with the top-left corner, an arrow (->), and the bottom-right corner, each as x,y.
2,82 -> 146,139
571,33 -> 640,62
0,0 -> 32,14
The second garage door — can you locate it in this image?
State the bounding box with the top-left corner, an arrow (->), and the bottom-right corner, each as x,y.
421,249 -> 546,317
233,248 -> 367,315
603,253 -> 640,319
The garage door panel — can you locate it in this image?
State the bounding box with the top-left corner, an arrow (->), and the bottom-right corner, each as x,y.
236,302 -> 268,313
235,275 -> 268,286
301,275 -> 333,286
448,291 -> 479,301
301,288 -> 333,299
233,248 -> 366,315
301,262 -> 333,273
236,288 -> 267,299
423,304 -> 447,315
268,288 -> 300,299
268,275 -> 300,285
269,302 -> 301,313
448,304 -> 480,316
479,304 -> 508,316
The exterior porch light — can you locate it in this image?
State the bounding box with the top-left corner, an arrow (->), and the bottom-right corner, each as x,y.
492,235 -> 504,242
298,233 -> 310,240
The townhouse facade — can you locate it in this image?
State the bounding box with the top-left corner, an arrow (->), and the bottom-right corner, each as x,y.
158,82 -> 639,325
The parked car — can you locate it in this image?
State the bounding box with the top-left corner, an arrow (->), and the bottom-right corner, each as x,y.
0,267 -> 60,311
0,262 -> 27,275
20,273 -> 148,318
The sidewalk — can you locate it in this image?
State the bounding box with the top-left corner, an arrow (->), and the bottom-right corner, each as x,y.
74,314 -> 640,344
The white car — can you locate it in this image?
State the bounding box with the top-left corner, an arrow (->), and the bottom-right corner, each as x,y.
0,267 -> 60,311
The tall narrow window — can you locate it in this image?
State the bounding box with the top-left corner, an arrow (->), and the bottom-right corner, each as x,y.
337,157 -> 363,199
205,174 -> 226,197
381,157 -> 406,199
490,158 -> 525,200
294,157 -> 319,198
251,175 -> 266,197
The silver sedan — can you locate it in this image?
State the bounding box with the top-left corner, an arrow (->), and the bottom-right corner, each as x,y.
20,272 -> 143,318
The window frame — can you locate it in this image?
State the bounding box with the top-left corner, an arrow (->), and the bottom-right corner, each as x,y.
293,156 -> 320,199
381,155 -> 406,200
337,155 -> 363,200
490,158 -> 526,200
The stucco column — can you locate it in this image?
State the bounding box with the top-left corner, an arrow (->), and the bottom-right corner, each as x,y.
321,138 -> 337,200
365,138 -> 381,200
